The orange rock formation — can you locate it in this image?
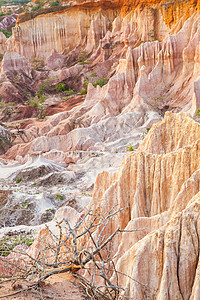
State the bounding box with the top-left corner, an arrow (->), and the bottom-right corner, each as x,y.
8,0 -> 199,59
23,112 -> 200,299
88,112 -> 200,298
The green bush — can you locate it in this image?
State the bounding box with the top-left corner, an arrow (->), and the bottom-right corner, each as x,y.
90,72 -> 97,78
195,109 -> 200,117
93,78 -> 109,88
64,89 -> 75,96
80,76 -> 109,95
80,77 -> 89,95
55,194 -> 64,200
16,177 -> 22,183
1,29 -> 12,38
78,61 -> 90,65
126,145 -> 134,151
78,51 -> 88,63
30,58 -> 45,70
27,94 -> 46,119
56,83 -> 66,92
0,234 -> 34,257
36,81 -> 50,97
50,0 -> 59,7
147,29 -> 157,41
31,1 -> 44,11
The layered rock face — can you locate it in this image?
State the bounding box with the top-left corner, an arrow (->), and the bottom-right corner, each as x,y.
8,0 -> 198,59
15,112 -> 200,300
85,112 -> 200,299
1,0 -> 200,298
0,0 -> 200,236
9,2 -> 120,59
2,8 -> 200,162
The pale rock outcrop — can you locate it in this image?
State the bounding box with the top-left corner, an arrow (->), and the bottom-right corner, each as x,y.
47,49 -> 65,70
4,12 -> 200,159
0,32 -> 7,54
2,51 -> 32,75
89,112 -> 200,299
9,4 -> 119,59
19,112 -> 200,299
0,51 -> 39,103
9,0 -> 197,60
0,13 -> 17,30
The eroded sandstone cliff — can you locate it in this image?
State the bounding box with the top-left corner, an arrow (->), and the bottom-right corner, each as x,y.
90,112 -> 200,299
7,0 -> 199,58
14,112 -> 200,300
0,0 -> 200,298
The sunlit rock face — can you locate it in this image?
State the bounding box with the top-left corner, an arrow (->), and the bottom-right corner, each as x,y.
86,112 -> 200,299
8,0 -> 198,59
1,1 -> 200,297
0,32 -> 7,54
3,10 -> 200,161
23,113 -> 200,299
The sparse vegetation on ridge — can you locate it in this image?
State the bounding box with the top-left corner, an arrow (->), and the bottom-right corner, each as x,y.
0,234 -> 34,257
0,29 -> 12,38
30,58 -> 45,70
80,75 -> 109,95
50,0 -> 59,7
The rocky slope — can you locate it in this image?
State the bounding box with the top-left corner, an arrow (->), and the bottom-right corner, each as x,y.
24,112 -> 200,299
90,112 -> 200,299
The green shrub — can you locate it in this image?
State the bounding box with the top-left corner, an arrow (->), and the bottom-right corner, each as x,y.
16,177 -> 22,183
80,89 -> 87,95
80,77 -> 89,95
36,81 -> 51,97
78,61 -> 90,65
21,202 -> 30,208
80,76 -> 109,95
30,58 -> 45,70
93,78 -> 109,88
64,89 -> 75,96
0,54 -> 3,62
195,109 -> 200,117
56,83 -> 66,92
139,40 -> 144,45
147,29 -> 157,41
126,145 -> 134,151
31,1 -> 44,11
0,234 -> 34,257
55,194 -> 64,200
50,0 -> 59,7
1,29 -> 12,38
90,72 -> 97,78
78,51 -> 88,63
28,94 -> 46,119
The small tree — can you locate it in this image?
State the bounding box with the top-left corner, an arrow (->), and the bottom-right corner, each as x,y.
0,203 -> 145,299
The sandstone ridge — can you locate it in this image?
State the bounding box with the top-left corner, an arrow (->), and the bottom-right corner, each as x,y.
90,112 -> 200,299
12,112 -> 200,299
9,0 -> 199,58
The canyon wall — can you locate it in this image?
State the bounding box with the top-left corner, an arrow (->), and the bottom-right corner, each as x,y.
1,0 -> 200,298
23,112 -> 200,299
7,0 -> 199,59
83,112 -> 200,299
